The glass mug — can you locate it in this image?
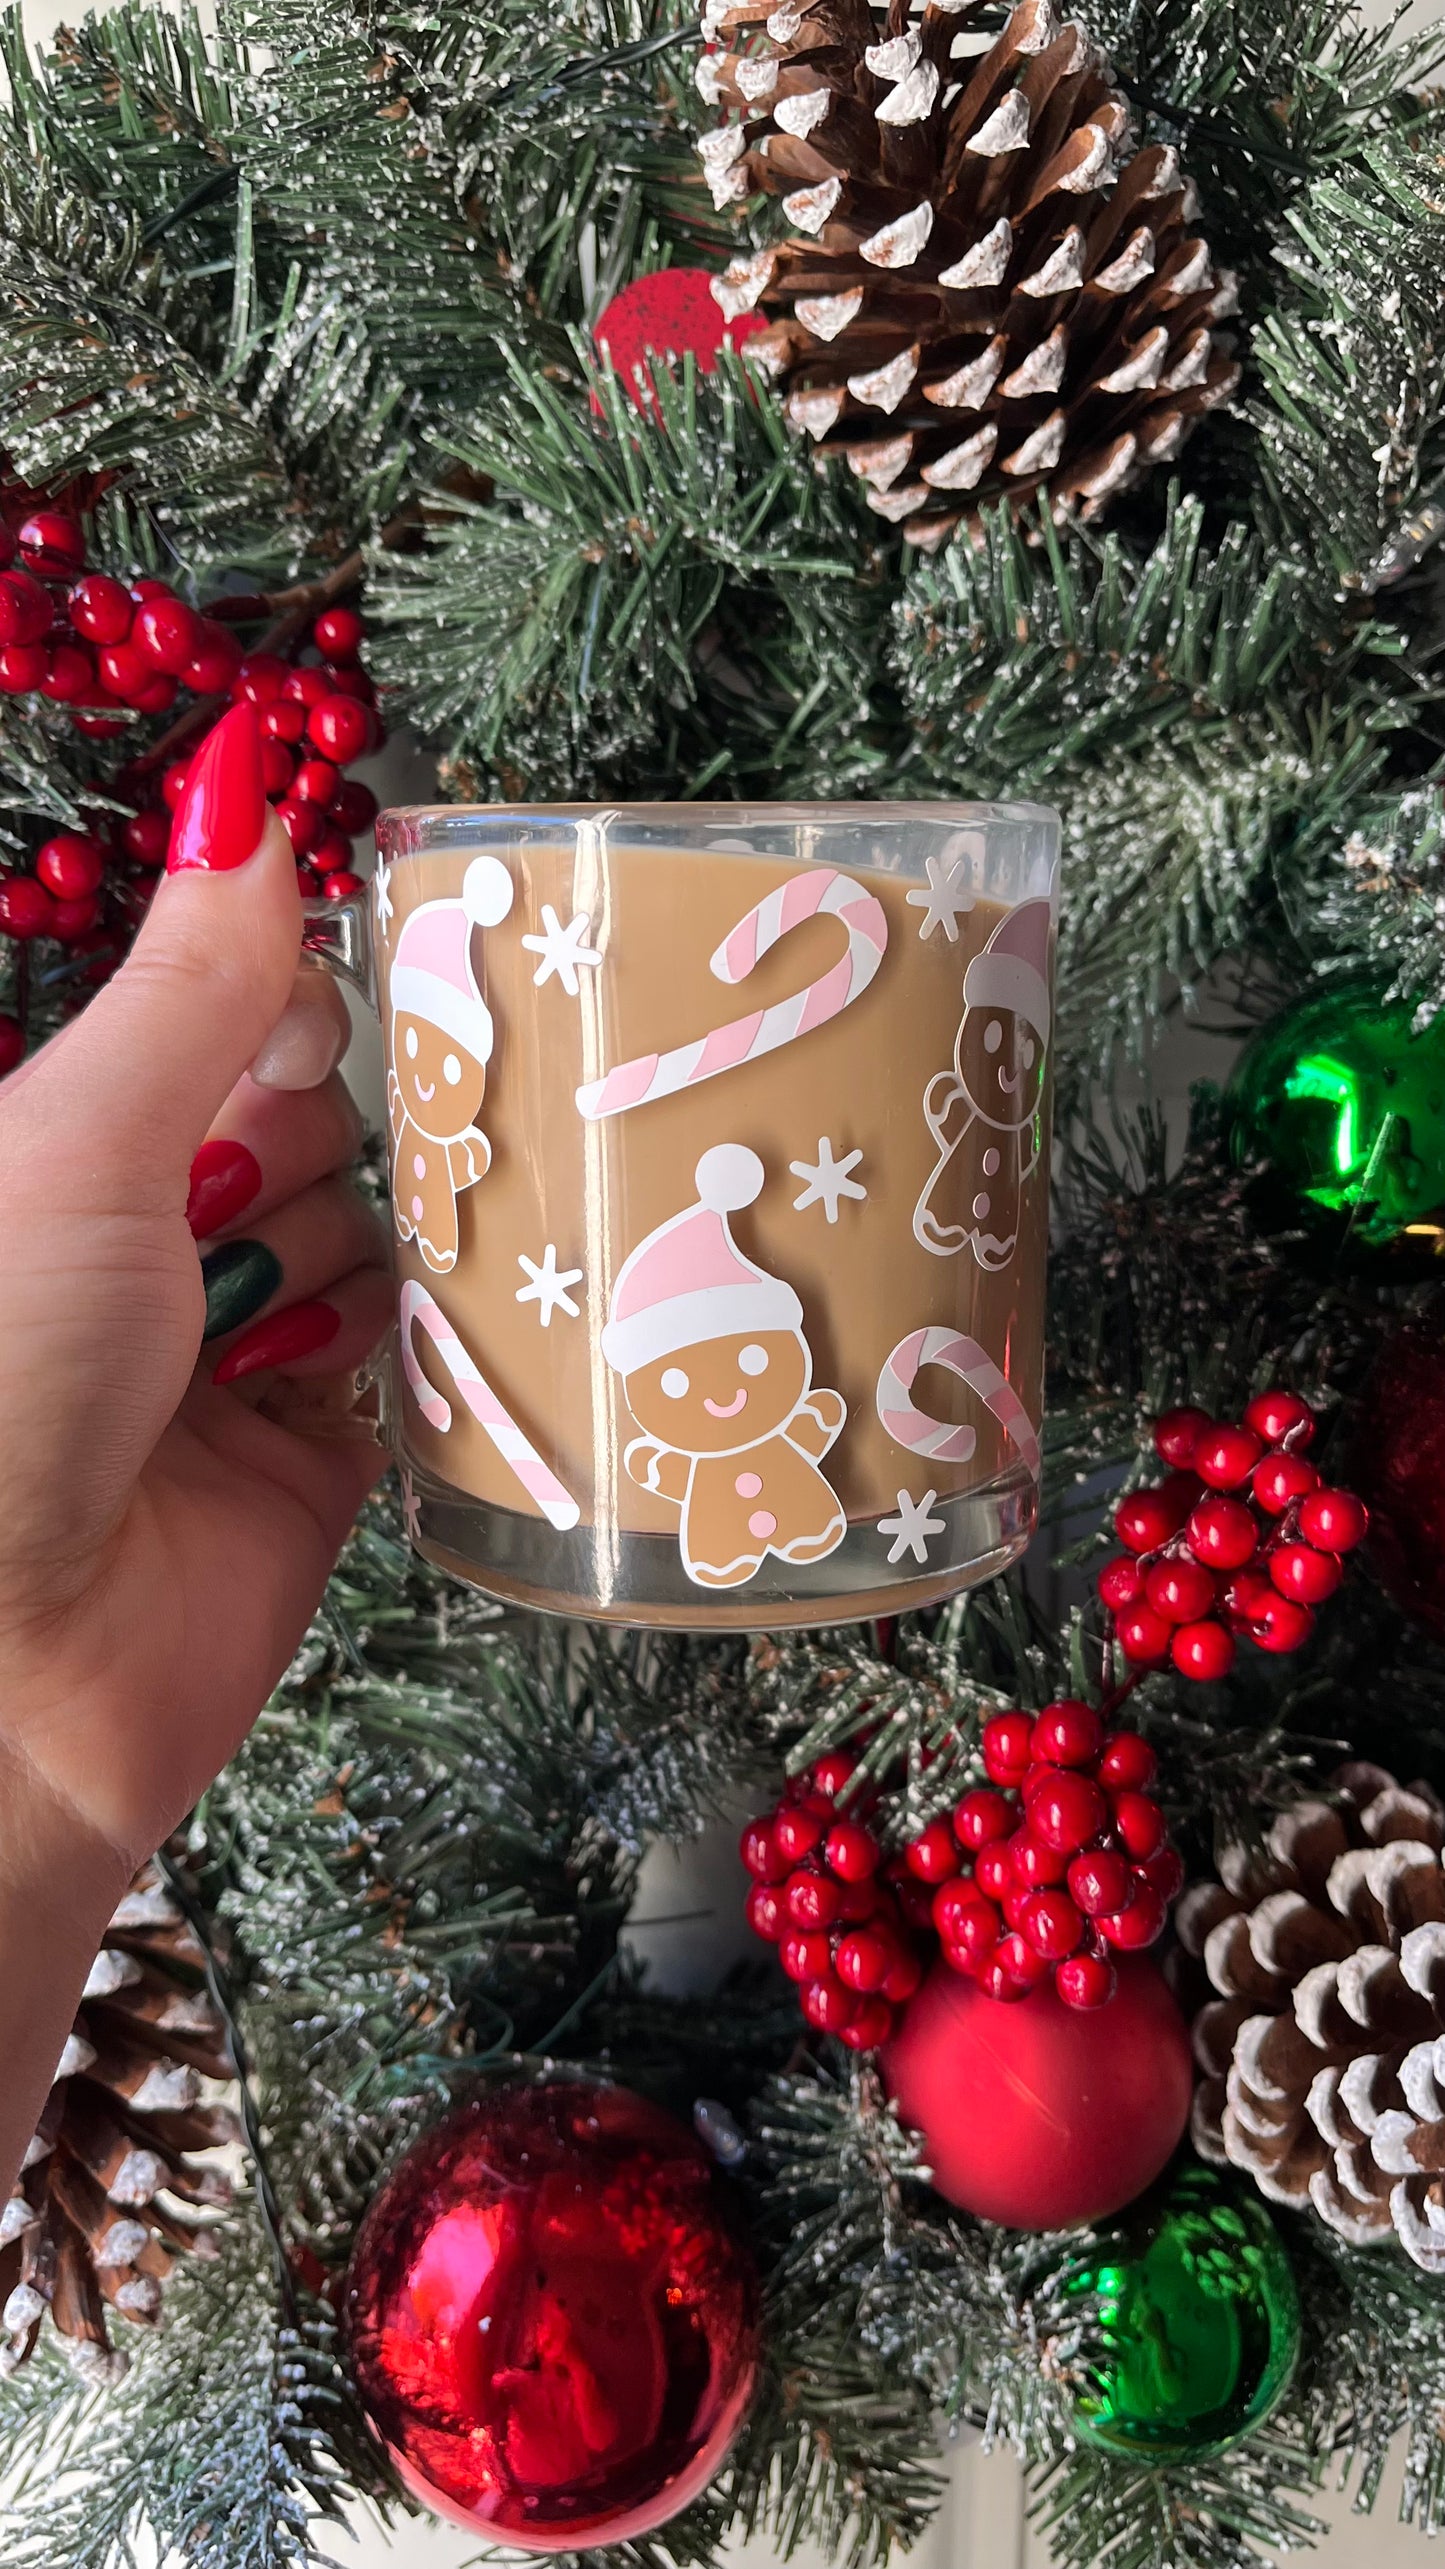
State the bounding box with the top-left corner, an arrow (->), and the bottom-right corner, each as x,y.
309,802 -> 1060,1630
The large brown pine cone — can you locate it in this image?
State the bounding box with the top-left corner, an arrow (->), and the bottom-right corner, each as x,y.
697,0 -> 1238,545
0,1861 -> 235,2383
1180,1764 -> 1445,2275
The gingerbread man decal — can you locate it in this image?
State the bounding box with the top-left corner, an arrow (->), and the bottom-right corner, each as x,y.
911,898 -> 1051,1269
602,1146 -> 847,1590
386,857 -> 513,1274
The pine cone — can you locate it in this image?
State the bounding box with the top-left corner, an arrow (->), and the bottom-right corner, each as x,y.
1179,1763 -> 1445,2274
1,1861 -> 236,2383
698,0 -> 1238,545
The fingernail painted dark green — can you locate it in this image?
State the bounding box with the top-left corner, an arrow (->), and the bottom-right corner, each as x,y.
201,1238 -> 283,1340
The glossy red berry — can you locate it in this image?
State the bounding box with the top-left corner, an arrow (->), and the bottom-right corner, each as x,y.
311,821 -> 352,872
0,641 -> 47,692
1098,1554 -> 1143,1610
1270,1543 -> 1343,1605
1115,1602 -> 1173,1665
954,1788 -> 1013,1850
276,796 -> 322,857
744,1882 -> 783,1941
1111,1791 -> 1166,1861
1055,1953 -> 1117,2010
231,653 -> 289,704
1007,1828 -> 1070,1889
1030,1700 -> 1102,1768
128,576 -> 170,603
133,595 -> 200,674
905,1819 -> 959,1884
1252,1594 -> 1316,1655
773,1806 -> 827,1865
1187,1493 -> 1257,1571
1171,1618 -> 1235,1682
824,1820 -> 880,1882
1244,1389 -> 1316,1448
324,661 -> 376,705
981,1711 -> 1034,1785
0,569 -> 53,646
312,603 -> 364,661
307,692 -> 370,764
1028,1771 -> 1108,1856
0,877 -> 56,939
1066,1848 -> 1135,1917
182,620 -> 243,694
932,1878 -> 989,1938
331,776 -> 379,836
1020,1889 -> 1082,1961
322,868 -> 364,899
882,1948 -> 922,2004
811,1749 -> 858,1799
17,510 -> 85,575
282,663 -> 331,708
1152,1406 -> 1211,1469
40,643 -> 95,703
160,760 -> 192,812
261,739 -> 297,797
35,834 -> 105,899
1298,1487 -> 1368,1554
67,572 -> 132,643
123,808 -> 171,869
975,1953 -> 1032,2001
1144,1556 -> 1216,1624
1137,1845 -> 1185,1903
944,1908 -> 1002,1972
838,1995 -> 893,2050
260,697 -> 308,744
0,522 -> 13,570
786,1870 -> 845,1931
740,1818 -> 786,1880
1253,1451 -> 1320,1515
294,755 -> 341,807
1193,1424 -> 1263,1489
993,1930 -> 1050,1989
1096,1732 -> 1156,1792
834,1928 -> 894,1992
132,673 -> 178,715
1115,1485 -> 1190,1554
800,1973 -> 857,2034
779,1928 -> 831,1984
1097,1880 -> 1167,1950
97,639 -> 151,701
974,1844 -> 1013,1904
0,1012 -> 23,1075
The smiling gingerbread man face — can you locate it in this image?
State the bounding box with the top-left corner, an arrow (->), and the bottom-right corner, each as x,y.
393,1010 -> 488,1143
623,1328 -> 809,1457
955,1002 -> 1047,1131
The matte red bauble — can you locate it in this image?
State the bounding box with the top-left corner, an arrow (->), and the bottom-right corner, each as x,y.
593,268 -> 766,411
881,1956 -> 1192,2228
1353,1309 -> 1445,1640
344,2081 -> 760,2549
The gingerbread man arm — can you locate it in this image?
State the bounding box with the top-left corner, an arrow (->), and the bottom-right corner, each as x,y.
447,1126 -> 492,1190
790,1387 -> 846,1457
386,1067 -> 405,1148
624,1437 -> 689,1503
922,1069 -> 971,1156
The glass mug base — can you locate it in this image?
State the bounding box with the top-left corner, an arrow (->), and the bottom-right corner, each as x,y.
402,1452 -> 1039,1631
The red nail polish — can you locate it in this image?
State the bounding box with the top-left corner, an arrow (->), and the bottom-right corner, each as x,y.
167,702 -> 267,874
186,1137 -> 263,1240
213,1298 -> 340,1384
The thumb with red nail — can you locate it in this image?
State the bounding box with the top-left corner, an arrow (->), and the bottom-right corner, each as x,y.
0,700 -> 390,2188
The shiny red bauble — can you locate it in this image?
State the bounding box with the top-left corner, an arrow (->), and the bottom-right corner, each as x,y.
593,268 -> 768,412
344,2083 -> 759,2549
881,1956 -> 1193,2227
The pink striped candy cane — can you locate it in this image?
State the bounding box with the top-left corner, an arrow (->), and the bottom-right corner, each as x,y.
575,866 -> 887,1121
400,1280 -> 581,1531
876,1326 -> 1041,1474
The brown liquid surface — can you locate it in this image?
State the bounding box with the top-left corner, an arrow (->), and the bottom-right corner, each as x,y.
381,841 -> 1051,1538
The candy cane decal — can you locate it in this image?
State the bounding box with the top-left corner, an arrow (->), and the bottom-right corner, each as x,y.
575,866 -> 887,1121
400,1280 -> 581,1531
876,1326 -> 1041,1474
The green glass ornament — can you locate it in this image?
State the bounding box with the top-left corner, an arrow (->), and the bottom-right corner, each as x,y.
1067,2162 -> 1300,2461
1227,985 -> 1445,1272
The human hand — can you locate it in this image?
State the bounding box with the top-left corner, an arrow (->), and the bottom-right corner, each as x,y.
0,703 -> 389,1930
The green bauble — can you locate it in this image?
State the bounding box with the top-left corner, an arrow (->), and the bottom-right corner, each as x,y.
1068,2163 -> 1300,2462
1227,984 -> 1445,1270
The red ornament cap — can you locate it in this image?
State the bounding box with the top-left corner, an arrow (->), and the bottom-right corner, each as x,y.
593,269 -> 767,412
345,2084 -> 759,2549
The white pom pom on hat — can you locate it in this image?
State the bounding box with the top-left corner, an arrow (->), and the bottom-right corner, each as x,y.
463,856 -> 514,928
694,1143 -> 765,1213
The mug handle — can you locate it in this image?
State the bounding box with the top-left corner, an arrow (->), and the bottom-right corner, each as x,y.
300,887 -> 375,1007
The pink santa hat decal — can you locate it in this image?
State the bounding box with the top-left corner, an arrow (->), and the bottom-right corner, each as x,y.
961,897 -> 1052,1045
389,856 -> 513,1061
601,1145 -> 803,1378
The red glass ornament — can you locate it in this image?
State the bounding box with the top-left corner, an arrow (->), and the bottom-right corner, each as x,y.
1152,1406 -> 1210,1469
313,603 -> 364,661
0,570 -> 52,646
308,692 -> 370,764
1270,1543 -> 1342,1605
1054,1953 -> 1116,2011
36,834 -> 105,900
1114,1601 -> 1172,1664
954,1787 -> 1012,1850
1171,1618 -> 1235,1681
981,1711 -> 1034,1784
1243,1388 -> 1315,1447
1030,1700 -> 1102,1768
333,775 -> 380,836
1252,1452 -> 1319,1515
883,1956 -> 1191,2222
1192,1424 -> 1262,1489
784,1870 -> 844,1931
1187,1493 -> 1257,1570
67,571 -> 132,643
0,1012 -> 23,1075
1095,1733 -> 1156,1792
17,510 -> 85,575
1297,1487 -> 1368,1554
824,1820 -> 880,1882
904,1819 -> 958,1884
345,2085 -> 758,2547
1028,1771 -> 1108,1854
593,268 -> 768,414
1097,1554 -> 1143,1610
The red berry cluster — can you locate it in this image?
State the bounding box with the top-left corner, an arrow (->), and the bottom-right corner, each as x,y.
913,1703 -> 1177,2010
1099,1391 -> 1369,1682
740,1752 -> 924,2052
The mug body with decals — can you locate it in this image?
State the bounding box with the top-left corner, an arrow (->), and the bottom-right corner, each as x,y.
314,801 -> 1059,1629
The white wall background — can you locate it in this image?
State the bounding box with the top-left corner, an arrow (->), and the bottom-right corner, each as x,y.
14,0 -> 1442,2561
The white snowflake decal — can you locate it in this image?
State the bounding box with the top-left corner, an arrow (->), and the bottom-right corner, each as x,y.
878,1487 -> 945,1565
521,904 -> 603,996
789,1138 -> 867,1223
400,1465 -> 422,1543
516,1244 -> 584,1327
905,854 -> 974,943
375,860 -> 394,934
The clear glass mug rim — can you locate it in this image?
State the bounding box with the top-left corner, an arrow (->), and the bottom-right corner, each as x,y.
378,796 -> 1061,830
